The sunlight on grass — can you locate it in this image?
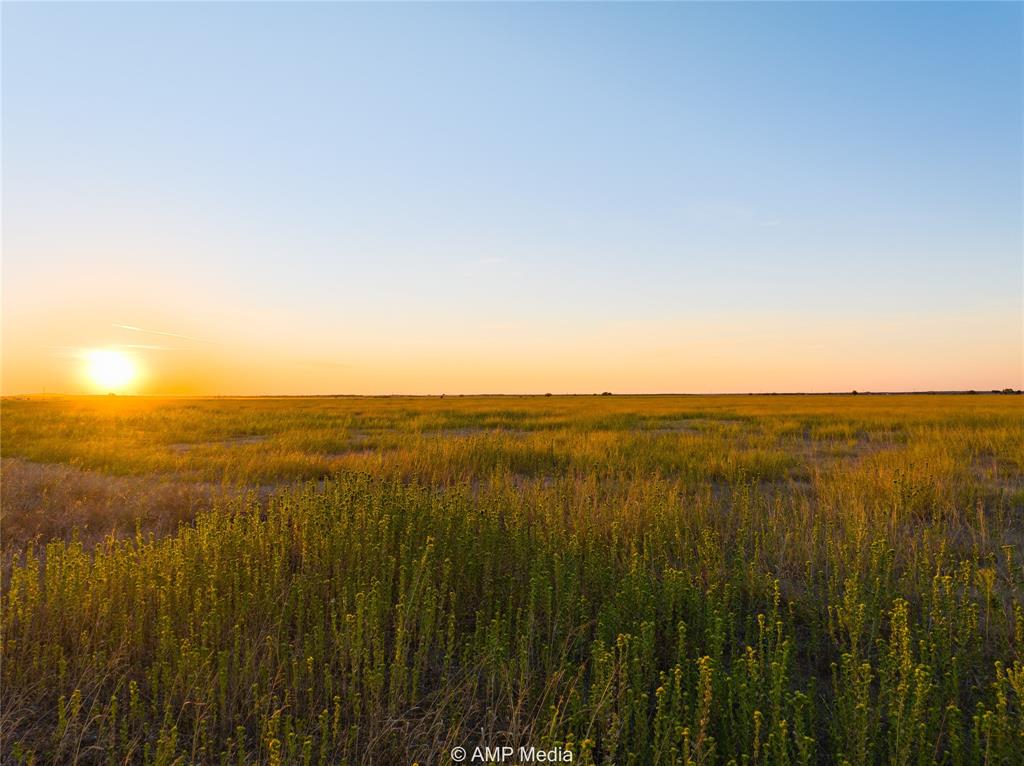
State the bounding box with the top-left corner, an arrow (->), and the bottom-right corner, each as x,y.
2,394 -> 1022,763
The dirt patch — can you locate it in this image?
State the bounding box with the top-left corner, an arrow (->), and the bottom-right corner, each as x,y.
972,454 -> 1024,497
417,428 -> 533,439
648,422 -> 703,435
788,437 -> 895,462
326,447 -> 398,461
166,435 -> 268,453
646,418 -> 748,434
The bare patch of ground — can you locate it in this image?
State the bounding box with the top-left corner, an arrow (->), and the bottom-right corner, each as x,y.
646,418 -> 748,434
166,435 -> 268,453
972,454 -> 1024,499
416,427 -> 535,439
647,422 -> 703,435
788,436 -> 895,462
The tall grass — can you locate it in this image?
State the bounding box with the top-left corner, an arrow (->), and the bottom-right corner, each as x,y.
2,395 -> 1022,764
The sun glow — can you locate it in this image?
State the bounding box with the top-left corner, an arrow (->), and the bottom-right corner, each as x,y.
85,349 -> 138,392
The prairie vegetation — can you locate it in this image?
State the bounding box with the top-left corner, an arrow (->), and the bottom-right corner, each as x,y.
2,394 -> 1023,764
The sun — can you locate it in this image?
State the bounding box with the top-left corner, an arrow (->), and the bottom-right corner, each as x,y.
85,349 -> 138,392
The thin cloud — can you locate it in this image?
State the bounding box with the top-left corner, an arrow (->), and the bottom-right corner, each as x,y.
112,323 -> 208,342
41,343 -> 185,355
118,344 -> 187,351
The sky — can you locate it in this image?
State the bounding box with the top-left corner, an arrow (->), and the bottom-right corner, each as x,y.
2,2 -> 1021,395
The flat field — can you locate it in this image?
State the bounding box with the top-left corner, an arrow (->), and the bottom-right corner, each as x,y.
2,394 -> 1023,764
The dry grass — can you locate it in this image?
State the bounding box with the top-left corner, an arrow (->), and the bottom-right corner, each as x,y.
1,458 -> 222,550
2,394 -> 1022,764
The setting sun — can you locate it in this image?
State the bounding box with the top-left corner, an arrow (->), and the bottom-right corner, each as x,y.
85,349 -> 137,392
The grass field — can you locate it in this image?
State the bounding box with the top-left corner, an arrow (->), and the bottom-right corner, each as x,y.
2,394 -> 1023,765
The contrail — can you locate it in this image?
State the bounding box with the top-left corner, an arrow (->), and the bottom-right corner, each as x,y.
112,324 -> 208,342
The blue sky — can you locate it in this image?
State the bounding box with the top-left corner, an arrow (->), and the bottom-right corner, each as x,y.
3,2 -> 1021,394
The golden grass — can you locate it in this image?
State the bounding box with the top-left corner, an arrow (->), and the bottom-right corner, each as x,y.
1,394 -> 1022,764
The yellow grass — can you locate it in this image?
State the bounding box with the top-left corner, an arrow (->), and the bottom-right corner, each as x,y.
1,394 -> 1022,764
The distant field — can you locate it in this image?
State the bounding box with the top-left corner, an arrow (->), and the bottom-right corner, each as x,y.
2,394 -> 1023,764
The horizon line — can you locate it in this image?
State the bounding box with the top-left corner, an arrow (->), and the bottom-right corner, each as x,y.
4,389 -> 1022,400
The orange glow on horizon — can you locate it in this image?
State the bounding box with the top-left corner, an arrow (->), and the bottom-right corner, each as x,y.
0,307 -> 1019,396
